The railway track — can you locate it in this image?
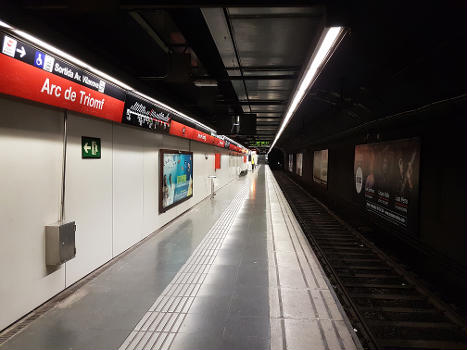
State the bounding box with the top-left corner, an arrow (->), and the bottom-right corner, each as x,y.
273,171 -> 466,350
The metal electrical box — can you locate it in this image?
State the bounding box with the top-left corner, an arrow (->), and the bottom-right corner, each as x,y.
45,221 -> 76,266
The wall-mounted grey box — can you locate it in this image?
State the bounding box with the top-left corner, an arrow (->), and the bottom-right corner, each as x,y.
45,221 -> 76,266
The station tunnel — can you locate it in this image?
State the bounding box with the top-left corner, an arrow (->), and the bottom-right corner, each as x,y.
0,1 -> 465,349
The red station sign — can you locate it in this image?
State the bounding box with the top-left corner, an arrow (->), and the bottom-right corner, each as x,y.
0,49 -> 124,122
0,31 -> 247,153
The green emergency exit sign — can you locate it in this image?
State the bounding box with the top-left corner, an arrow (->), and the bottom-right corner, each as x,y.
81,136 -> 101,159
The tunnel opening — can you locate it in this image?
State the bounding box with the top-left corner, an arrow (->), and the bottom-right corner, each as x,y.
267,148 -> 284,170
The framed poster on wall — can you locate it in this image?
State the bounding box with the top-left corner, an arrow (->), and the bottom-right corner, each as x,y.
296,153 -> 303,176
313,149 -> 328,186
354,138 -> 420,233
288,154 -> 293,172
159,150 -> 193,213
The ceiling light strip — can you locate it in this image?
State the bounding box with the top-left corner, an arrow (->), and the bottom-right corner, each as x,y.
268,26 -> 345,153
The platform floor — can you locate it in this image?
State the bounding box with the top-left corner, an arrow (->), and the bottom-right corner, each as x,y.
0,165 -> 361,350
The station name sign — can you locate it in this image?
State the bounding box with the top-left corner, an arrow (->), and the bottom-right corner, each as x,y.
0,32 -> 173,132
0,31 -> 246,153
0,33 -> 125,122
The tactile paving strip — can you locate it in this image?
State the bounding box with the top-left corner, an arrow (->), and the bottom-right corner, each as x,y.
119,184 -> 249,350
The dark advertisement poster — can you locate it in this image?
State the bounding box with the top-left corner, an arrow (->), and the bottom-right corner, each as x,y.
288,154 -> 293,172
160,150 -> 193,213
354,138 -> 420,233
313,149 -> 328,186
122,93 -> 171,133
296,153 -> 303,176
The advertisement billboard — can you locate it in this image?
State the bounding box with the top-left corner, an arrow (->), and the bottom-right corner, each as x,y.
288,154 -> 293,172
313,149 -> 328,186
159,150 -> 193,213
296,153 -> 303,176
354,138 -> 420,233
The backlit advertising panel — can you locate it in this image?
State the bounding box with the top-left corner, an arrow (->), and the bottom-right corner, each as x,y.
160,150 -> 193,213
288,154 -> 293,172
354,138 -> 420,233
313,149 -> 328,186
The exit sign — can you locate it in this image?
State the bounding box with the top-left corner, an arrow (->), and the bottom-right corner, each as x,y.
81,136 -> 101,159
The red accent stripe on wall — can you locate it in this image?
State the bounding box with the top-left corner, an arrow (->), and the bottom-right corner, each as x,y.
170,120 -> 231,150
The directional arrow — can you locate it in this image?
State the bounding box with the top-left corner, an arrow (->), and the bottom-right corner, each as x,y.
16,46 -> 26,58
83,143 -> 91,154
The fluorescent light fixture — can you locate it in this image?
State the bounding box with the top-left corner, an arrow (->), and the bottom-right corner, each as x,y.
268,26 -> 344,153
0,20 -> 12,29
14,30 -> 138,91
193,79 -> 218,87
1,18 -> 217,134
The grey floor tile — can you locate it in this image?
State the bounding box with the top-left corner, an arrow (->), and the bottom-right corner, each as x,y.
170,332 -> 226,350
187,294 -> 233,316
237,266 -> 269,287
230,286 -> 269,317
281,288 -> 316,320
201,265 -> 239,288
177,313 -> 227,334
284,317 -> 326,350
224,314 -> 270,340
222,335 -> 270,350
213,248 -> 244,267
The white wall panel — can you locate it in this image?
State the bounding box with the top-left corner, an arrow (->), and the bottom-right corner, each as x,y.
64,113 -> 113,286
191,142 -> 215,205
141,132 -> 160,238
0,96 -> 65,330
112,124 -> 144,256
215,149 -> 241,192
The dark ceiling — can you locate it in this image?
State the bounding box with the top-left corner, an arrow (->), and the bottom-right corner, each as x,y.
0,1 -> 465,154
278,1 -> 466,151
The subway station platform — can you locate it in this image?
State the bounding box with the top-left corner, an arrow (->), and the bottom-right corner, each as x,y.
0,166 -> 361,350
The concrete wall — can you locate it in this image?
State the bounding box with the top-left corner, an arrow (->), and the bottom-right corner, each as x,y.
285,123 -> 466,267
0,95 -> 246,330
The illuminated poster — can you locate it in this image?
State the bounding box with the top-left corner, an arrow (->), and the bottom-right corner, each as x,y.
160,150 -> 193,213
296,153 -> 303,176
288,154 -> 293,172
354,138 -> 420,232
313,149 -> 328,186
